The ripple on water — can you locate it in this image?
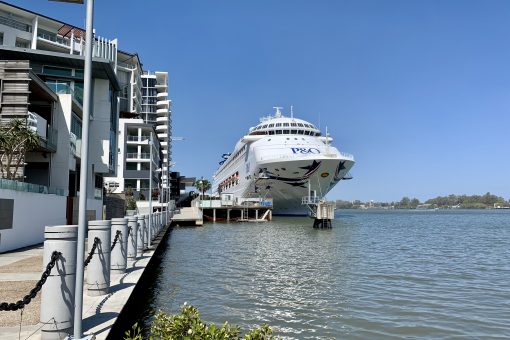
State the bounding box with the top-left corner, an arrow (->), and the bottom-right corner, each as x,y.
141,210 -> 510,339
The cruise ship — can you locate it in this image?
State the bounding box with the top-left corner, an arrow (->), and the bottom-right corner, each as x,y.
212,107 -> 355,215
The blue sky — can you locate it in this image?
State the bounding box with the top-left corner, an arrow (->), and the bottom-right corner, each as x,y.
15,0 -> 510,202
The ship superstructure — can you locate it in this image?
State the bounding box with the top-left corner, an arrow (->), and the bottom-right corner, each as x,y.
212,107 -> 355,215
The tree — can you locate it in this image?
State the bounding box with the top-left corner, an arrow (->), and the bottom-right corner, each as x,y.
194,178 -> 212,195
0,119 -> 40,180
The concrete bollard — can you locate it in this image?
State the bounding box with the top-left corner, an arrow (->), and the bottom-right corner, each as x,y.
40,225 -> 77,340
144,214 -> 149,247
86,220 -> 111,296
137,215 -> 145,256
110,217 -> 128,273
126,215 -> 138,260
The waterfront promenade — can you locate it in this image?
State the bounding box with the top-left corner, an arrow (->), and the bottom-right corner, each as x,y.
0,224 -> 171,339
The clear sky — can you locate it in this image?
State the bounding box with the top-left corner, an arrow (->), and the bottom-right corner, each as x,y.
14,0 -> 510,202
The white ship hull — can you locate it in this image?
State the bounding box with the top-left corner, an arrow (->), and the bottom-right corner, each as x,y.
212,109 -> 355,216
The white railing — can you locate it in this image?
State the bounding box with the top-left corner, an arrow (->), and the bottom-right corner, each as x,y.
302,196 -> 321,205
340,152 -> 354,160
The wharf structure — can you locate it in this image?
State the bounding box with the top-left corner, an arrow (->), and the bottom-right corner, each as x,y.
0,1 -> 175,252
172,194 -> 273,226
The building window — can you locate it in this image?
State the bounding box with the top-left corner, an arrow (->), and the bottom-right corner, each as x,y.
15,37 -> 30,48
71,113 -> 82,139
0,32 -> 4,45
43,66 -> 73,77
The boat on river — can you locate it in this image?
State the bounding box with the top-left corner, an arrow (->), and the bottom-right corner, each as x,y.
212,107 -> 355,215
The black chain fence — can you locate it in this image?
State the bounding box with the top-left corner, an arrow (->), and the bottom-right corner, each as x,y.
84,237 -> 100,267
110,230 -> 121,250
0,251 -> 61,311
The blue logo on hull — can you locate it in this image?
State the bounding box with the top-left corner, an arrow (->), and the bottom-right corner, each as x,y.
290,147 -> 320,154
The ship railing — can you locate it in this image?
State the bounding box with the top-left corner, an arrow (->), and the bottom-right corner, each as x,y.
340,152 -> 354,160
302,196 -> 321,205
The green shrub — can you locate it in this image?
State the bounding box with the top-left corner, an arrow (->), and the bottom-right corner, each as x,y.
125,303 -> 277,339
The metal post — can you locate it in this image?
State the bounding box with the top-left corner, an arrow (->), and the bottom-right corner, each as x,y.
74,0 -> 94,337
148,133 -> 153,246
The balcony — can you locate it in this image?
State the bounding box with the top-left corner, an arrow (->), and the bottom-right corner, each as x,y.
0,15 -> 32,32
0,178 -> 65,196
37,31 -> 70,47
156,108 -> 168,115
155,124 -> 168,132
157,100 -> 168,108
45,82 -> 83,106
126,135 -> 151,143
156,92 -> 168,99
157,132 -> 168,140
156,116 -> 168,123
28,112 -> 58,152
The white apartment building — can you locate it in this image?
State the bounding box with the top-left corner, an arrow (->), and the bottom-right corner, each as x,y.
141,71 -> 172,199
0,1 -> 121,250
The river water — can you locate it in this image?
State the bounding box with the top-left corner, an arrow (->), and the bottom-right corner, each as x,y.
139,210 -> 510,339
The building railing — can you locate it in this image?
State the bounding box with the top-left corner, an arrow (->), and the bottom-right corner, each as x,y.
126,152 -> 150,159
0,15 -> 31,32
45,82 -> 83,106
126,136 -> 150,142
37,31 -> 70,47
42,126 -> 58,152
0,178 -> 65,196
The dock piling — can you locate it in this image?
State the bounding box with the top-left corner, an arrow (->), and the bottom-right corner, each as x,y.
127,216 -> 138,260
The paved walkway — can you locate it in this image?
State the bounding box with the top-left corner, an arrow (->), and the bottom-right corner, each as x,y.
0,225 -> 170,339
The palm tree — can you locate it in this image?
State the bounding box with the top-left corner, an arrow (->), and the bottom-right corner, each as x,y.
0,119 -> 40,180
194,178 -> 212,198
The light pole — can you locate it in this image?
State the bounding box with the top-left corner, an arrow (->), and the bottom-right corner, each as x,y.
148,132 -> 153,247
49,0 -> 93,338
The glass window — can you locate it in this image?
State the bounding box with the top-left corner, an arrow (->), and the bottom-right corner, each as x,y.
275,130 -> 282,134
275,123 -> 282,127
297,123 -> 304,127
298,130 -> 304,134
74,69 -> 84,78
268,130 -> 274,135
291,130 -> 297,134
44,66 -> 73,77
291,123 -> 297,127
305,131 -> 310,135
283,123 -> 289,127
283,130 -> 290,134
268,124 -> 274,127
262,124 -> 268,128
71,113 -> 82,139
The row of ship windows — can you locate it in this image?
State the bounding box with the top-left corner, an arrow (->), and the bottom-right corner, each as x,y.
250,129 -> 321,136
254,122 -> 317,129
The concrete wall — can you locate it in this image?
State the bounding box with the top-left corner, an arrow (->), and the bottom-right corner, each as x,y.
52,94 -> 72,193
90,78 -> 113,175
0,189 -> 66,253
